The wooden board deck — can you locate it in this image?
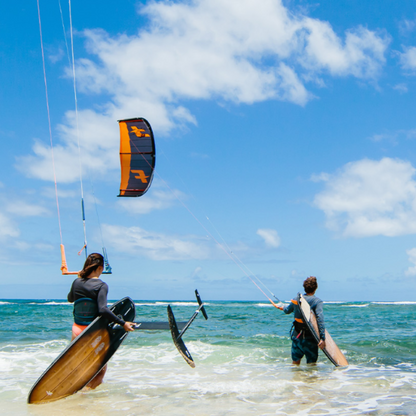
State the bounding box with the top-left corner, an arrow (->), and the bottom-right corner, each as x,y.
28,297 -> 135,404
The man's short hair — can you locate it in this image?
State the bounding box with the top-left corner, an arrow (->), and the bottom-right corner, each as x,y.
303,276 -> 318,293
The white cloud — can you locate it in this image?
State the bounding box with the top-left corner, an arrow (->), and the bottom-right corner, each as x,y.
17,110 -> 120,183
313,158 -> 416,237
103,223 -> 278,261
5,201 -> 50,217
103,224 -> 211,260
117,188 -> 185,214
301,21 -> 388,79
405,247 -> 416,276
368,128 -> 416,144
0,212 -> 19,239
393,83 -> 408,94
20,0 -> 389,183
190,152 -> 209,159
0,192 -> 51,244
399,19 -> 416,37
47,46 -> 65,64
257,228 -> 281,247
399,46 -> 416,71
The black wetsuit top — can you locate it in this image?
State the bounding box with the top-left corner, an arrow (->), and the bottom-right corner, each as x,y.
67,278 -> 125,326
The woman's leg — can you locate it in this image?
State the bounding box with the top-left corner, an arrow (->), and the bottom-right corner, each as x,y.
71,324 -> 106,389
86,365 -> 107,389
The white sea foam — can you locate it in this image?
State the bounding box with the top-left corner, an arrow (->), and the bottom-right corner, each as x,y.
135,301 -> 199,307
342,304 -> 369,308
28,301 -> 71,306
324,301 -> 347,304
372,301 -> 416,305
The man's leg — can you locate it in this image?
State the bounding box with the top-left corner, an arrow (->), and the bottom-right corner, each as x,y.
291,337 -> 304,365
303,338 -> 319,364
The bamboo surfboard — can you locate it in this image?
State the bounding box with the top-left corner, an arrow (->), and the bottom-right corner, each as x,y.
298,293 -> 348,367
28,297 -> 135,404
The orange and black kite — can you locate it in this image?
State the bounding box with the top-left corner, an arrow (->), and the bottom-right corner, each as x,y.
118,117 -> 156,197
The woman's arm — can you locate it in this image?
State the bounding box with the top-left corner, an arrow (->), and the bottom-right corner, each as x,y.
67,281 -> 75,303
96,283 -> 127,326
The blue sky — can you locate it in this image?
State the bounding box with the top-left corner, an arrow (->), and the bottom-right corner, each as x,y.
1,0 -> 416,301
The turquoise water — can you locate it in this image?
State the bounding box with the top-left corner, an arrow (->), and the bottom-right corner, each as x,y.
1,299 -> 416,415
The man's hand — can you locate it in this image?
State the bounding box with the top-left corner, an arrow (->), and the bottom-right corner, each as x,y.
318,340 -> 326,350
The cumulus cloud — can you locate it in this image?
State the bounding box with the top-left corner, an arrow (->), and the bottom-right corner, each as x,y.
0,192 -> 51,242
5,201 -> 50,217
257,228 -> 281,247
0,212 -> 19,239
103,224 -> 212,260
20,0 -> 389,183
313,158 -> 416,237
17,110 -> 120,183
405,248 -> 416,276
117,188 -> 185,214
398,46 -> 416,71
102,223 -> 279,261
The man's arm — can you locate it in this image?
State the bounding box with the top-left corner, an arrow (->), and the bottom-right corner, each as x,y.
314,300 -> 326,346
277,301 -> 295,314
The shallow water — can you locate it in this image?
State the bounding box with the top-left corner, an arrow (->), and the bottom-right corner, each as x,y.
1,300 -> 416,415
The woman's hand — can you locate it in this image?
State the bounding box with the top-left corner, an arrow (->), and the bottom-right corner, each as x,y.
123,321 -> 136,332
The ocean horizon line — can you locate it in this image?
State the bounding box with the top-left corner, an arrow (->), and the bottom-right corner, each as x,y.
1,298 -> 416,304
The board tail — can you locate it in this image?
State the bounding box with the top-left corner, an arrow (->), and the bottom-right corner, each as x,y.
167,305 -> 195,368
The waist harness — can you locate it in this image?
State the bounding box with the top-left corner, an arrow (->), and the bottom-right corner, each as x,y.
73,298 -> 98,325
291,320 -> 314,339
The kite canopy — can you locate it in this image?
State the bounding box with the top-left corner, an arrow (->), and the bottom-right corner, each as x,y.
118,117 -> 156,197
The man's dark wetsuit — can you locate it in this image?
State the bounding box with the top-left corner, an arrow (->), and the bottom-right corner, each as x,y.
68,278 -> 125,326
283,294 -> 325,363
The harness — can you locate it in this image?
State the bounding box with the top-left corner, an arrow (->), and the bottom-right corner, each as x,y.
289,298 -> 312,340
73,298 -> 99,325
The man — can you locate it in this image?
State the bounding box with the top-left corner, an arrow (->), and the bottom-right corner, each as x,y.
277,276 -> 326,365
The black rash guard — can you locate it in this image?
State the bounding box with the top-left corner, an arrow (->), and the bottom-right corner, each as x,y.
67,277 -> 125,326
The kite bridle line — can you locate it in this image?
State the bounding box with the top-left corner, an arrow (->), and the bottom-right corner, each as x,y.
36,0 -> 63,247
38,0 -> 111,275
58,0 -> 72,68
68,0 -> 88,261
157,149 -> 281,304
66,0 -> 112,273
128,137 -> 281,309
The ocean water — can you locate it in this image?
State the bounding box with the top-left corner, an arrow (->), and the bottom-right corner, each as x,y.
1,299 -> 416,415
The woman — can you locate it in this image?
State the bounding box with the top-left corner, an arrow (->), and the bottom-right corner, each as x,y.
67,252 -> 135,389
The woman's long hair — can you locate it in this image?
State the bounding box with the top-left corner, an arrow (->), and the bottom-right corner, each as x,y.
78,253 -> 104,278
